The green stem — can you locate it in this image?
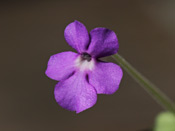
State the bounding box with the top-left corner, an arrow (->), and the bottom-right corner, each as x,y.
112,54 -> 175,113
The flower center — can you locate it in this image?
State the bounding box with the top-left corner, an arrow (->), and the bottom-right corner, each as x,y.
75,53 -> 95,71
81,52 -> 91,62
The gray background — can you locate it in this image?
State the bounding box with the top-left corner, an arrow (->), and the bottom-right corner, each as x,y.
0,0 -> 175,131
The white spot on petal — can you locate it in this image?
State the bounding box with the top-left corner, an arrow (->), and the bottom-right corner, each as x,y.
75,56 -> 95,71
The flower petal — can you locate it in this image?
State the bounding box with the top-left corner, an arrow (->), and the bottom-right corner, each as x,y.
87,28 -> 119,58
45,51 -> 78,81
88,61 -> 123,94
64,20 -> 90,53
54,72 -> 97,113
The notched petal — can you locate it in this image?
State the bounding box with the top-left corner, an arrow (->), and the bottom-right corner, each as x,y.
64,20 -> 90,53
88,61 -> 123,94
87,28 -> 119,58
54,72 -> 97,113
45,51 -> 78,81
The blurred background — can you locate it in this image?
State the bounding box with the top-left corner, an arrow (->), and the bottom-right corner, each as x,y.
0,0 -> 175,130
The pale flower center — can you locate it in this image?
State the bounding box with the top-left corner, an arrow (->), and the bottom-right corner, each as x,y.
75,53 -> 95,71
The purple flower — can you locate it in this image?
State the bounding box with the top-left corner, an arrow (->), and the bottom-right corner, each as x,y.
45,20 -> 123,113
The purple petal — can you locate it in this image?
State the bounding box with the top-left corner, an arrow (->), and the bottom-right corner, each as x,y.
45,51 -> 78,81
87,28 -> 119,58
64,20 -> 90,53
88,61 -> 123,94
54,72 -> 97,113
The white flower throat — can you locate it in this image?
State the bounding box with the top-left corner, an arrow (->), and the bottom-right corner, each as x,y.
75,53 -> 95,71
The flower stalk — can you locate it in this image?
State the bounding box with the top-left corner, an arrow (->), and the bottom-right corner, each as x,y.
112,54 -> 175,114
